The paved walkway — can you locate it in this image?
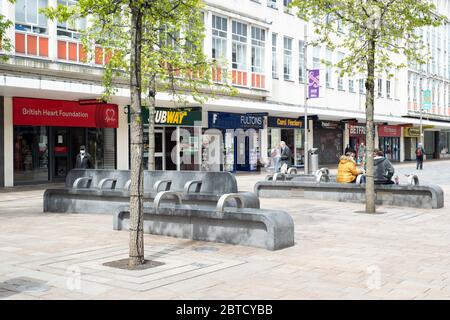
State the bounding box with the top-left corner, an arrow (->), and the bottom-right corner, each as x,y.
1,160 -> 450,299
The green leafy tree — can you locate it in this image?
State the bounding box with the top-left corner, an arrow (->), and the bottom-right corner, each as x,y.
291,0 -> 445,213
45,0 -> 235,266
0,0 -> 14,60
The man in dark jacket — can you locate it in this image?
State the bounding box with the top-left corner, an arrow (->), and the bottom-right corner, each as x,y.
75,145 -> 93,169
416,143 -> 425,170
373,149 -> 395,184
280,141 -> 291,170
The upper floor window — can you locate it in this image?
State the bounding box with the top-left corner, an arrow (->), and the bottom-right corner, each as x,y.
272,33 -> 278,79
212,15 -> 227,61
267,0 -> 277,9
386,80 -> 391,98
283,36 -> 293,80
312,45 -> 320,70
15,0 -> 48,34
251,26 -> 265,74
337,52 -> 345,90
359,79 -> 365,94
232,20 -> 247,71
56,0 -> 86,39
298,40 -> 305,83
325,48 -> 333,88
349,79 -> 354,93
378,79 -> 383,97
283,0 -> 292,13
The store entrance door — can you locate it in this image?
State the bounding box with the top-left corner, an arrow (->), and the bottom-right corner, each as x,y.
155,129 -> 165,170
49,127 -> 86,181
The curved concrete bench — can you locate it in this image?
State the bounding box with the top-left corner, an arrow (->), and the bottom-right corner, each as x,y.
254,181 -> 444,209
265,173 -> 335,183
44,169 -> 259,213
113,194 -> 294,251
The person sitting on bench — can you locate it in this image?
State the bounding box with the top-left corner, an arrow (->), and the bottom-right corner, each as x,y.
373,149 -> 395,185
337,152 -> 363,183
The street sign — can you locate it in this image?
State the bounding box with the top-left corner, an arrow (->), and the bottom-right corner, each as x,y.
422,89 -> 432,110
308,69 -> 320,99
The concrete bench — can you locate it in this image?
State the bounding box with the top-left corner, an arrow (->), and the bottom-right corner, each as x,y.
113,192 -> 295,251
44,169 -> 260,213
254,180 -> 444,209
266,169 -> 335,183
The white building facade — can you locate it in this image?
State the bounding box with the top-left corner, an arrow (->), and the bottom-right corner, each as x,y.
1,0 -> 450,187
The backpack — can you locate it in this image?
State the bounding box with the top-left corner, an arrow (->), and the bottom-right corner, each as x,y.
416,147 -> 423,157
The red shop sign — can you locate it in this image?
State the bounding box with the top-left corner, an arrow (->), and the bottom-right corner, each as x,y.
378,125 -> 401,137
13,97 -> 118,128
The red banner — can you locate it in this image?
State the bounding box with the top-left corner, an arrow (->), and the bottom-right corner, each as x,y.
378,125 -> 401,137
13,97 -> 118,128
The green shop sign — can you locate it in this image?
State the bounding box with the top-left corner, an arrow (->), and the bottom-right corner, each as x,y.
127,106 -> 202,126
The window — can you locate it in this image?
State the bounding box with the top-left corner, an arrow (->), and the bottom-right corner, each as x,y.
298,40 -> 305,83
337,52 -> 345,90
283,0 -> 292,13
232,21 -> 247,71
359,79 -> 365,94
251,26 -> 265,74
272,33 -> 278,79
267,0 -> 277,9
15,0 -> 48,34
386,80 -> 391,98
325,48 -> 332,88
378,79 -> 383,97
212,15 -> 227,60
312,45 -> 320,70
412,74 -> 417,102
56,0 -> 86,39
283,36 -> 293,80
337,19 -> 344,33
349,79 -> 354,93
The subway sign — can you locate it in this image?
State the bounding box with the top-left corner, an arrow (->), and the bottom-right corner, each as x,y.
128,106 -> 202,126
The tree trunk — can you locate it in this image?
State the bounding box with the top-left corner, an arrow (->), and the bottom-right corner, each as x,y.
128,7 -> 145,266
365,37 -> 376,213
148,74 -> 156,171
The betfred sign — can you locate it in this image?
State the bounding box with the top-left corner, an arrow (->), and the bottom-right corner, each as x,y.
349,124 -> 366,136
378,125 -> 401,137
13,97 -> 118,128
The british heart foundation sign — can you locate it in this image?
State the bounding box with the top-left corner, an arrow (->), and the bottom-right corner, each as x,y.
13,97 -> 118,128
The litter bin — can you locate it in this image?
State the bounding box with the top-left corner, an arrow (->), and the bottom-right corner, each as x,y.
308,148 -> 319,174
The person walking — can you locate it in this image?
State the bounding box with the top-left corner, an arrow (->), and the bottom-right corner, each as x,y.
271,143 -> 281,172
416,143 -> 425,170
279,141 -> 291,173
357,142 -> 365,166
75,145 -> 93,169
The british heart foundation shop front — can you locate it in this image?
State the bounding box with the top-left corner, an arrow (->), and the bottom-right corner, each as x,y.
12,97 -> 118,185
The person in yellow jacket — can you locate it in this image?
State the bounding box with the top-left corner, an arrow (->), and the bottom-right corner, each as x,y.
336,152 -> 363,183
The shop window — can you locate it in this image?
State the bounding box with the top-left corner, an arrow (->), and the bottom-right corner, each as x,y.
14,126 -> 49,183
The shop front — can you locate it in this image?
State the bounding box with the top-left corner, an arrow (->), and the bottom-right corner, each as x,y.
208,111 -> 264,172
313,120 -> 344,165
378,125 -> 401,161
348,123 -> 367,153
13,97 -> 118,184
403,127 -> 420,161
128,106 -> 203,171
267,117 -> 304,166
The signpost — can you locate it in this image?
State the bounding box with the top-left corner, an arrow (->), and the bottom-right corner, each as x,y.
308,69 -> 320,99
421,89 -> 431,145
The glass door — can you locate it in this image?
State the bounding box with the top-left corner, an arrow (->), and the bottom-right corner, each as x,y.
155,129 -> 165,170
52,128 -> 69,180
